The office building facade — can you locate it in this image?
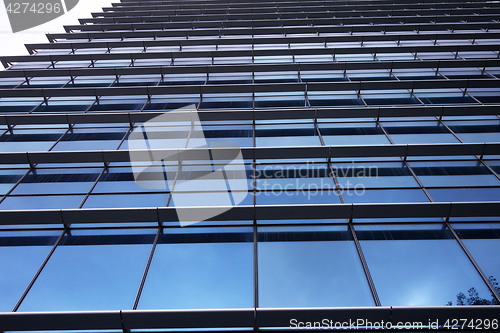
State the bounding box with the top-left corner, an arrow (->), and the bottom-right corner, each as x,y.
0,0 -> 500,331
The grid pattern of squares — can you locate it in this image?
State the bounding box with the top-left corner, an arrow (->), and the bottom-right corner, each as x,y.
0,0 -> 500,331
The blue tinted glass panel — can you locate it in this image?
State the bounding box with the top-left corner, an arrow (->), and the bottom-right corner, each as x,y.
169,191 -> 253,207
139,230 -> 253,309
343,189 -> 429,203
0,195 -> 84,210
255,164 -> 335,190
383,121 -> 459,144
357,225 -> 492,306
19,233 -> 153,311
256,190 -> 341,205
0,169 -> 26,195
256,123 -> 320,147
93,166 -> 174,193
83,193 -> 169,208
12,168 -> 101,195
428,188 -> 500,202
456,133 -> 500,143
0,234 -> 57,311
410,161 -> 499,187
334,162 -> 418,189
0,128 -> 66,152
308,91 -> 364,107
320,122 -> 390,146
258,226 -> 374,307
453,224 -> 500,291
52,128 -> 126,151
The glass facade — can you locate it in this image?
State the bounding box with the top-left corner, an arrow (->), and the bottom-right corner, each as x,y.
0,0 -> 500,331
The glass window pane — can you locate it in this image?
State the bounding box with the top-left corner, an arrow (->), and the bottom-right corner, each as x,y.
383,121 -> 460,144
138,227 -> 253,309
52,128 -> 127,151
258,226 -> 374,307
356,224 -> 492,306
93,166 -> 174,193
256,123 -> 320,147
453,223 -> 500,298
12,168 -> 101,195
0,195 -> 84,210
428,188 -> 500,202
0,168 -> 27,195
410,161 -> 500,187
335,162 -> 419,189
0,231 -> 59,311
319,122 -> 390,146
18,231 -> 154,311
343,189 -> 429,203
83,193 -> 169,208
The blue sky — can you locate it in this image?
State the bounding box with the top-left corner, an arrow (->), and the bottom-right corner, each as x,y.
0,0 -> 113,57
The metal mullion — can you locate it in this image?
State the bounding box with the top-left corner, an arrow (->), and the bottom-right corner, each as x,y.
343,69 -> 350,81
409,88 -> 426,106
12,230 -> 66,312
357,90 -> 368,107
77,164 -> 109,209
435,66 -> 448,80
437,116 -> 464,143
439,118 -> 500,183
165,119 -> 195,207
460,87 -> 483,105
377,121 -> 435,202
348,222 -> 381,306
26,101 -> 46,115
481,67 -> 497,79
0,168 -> 33,206
252,110 -> 257,313
115,126 -> 133,150
252,148 -> 258,311
479,159 -> 500,182
314,120 -> 345,203
60,76 -> 74,88
376,119 -> 394,144
445,220 -> 500,304
47,128 -> 71,152
84,97 -> 100,114
387,66 -> 397,80
303,89 -> 311,108
403,158 -> 435,202
138,98 -> 150,113
327,160 -> 345,204
133,227 -> 161,310
110,74 -> 120,87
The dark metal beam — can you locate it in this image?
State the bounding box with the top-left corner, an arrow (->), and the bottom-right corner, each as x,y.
21,32 -> 500,53
2,59 -> 499,78
0,202 -> 499,226
0,105 -> 498,126
0,78 -> 498,97
0,143 -> 498,165
1,306 -> 500,332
